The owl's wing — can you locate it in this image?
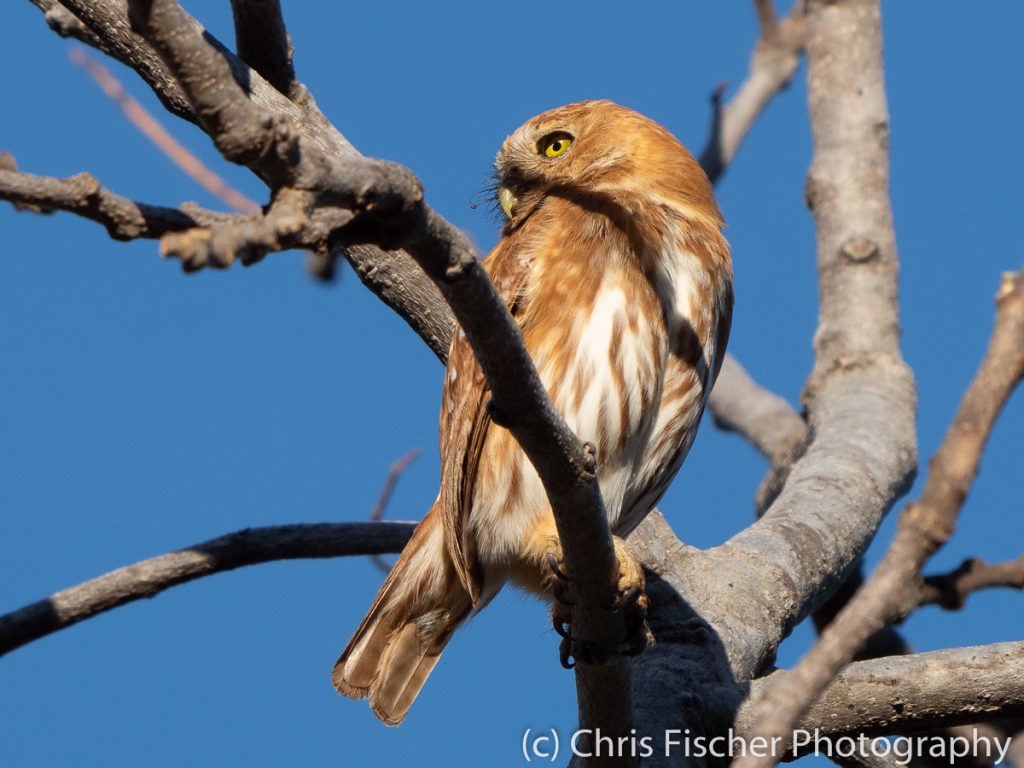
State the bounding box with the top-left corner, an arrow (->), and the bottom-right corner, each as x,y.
711,281 -> 734,383
437,238 -> 533,604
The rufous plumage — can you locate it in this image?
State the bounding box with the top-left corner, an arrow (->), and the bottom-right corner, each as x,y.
333,100 -> 733,725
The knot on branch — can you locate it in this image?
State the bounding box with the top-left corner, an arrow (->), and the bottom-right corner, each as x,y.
924,559 -> 978,610
900,502 -> 955,551
840,236 -> 880,264
160,197 -> 308,272
212,112 -> 293,171
803,173 -> 832,212
350,159 -> 424,217
68,172 -> 102,203
996,271 -> 1021,305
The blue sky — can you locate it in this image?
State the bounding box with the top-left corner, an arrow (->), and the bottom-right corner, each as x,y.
2,2 -> 1022,766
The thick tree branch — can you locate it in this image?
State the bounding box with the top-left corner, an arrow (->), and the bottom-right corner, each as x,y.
739,260 -> 1024,766
733,642 -> 1024,740
0,522 -> 415,658
633,0 -> 917,690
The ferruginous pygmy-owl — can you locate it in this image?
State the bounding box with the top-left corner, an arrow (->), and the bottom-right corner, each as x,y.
333,100 -> 733,725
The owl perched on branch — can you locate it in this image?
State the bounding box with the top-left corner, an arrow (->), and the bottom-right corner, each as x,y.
333,100 -> 733,725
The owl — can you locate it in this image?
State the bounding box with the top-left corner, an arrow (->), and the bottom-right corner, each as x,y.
333,100 -> 733,725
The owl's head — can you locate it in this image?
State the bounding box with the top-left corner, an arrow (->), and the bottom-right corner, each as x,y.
493,100 -> 721,231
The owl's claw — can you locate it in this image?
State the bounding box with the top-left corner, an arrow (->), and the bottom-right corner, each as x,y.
553,580 -> 576,607
559,637 -> 575,669
548,550 -> 576,606
547,552 -> 571,582
546,536 -> 655,668
615,585 -> 642,611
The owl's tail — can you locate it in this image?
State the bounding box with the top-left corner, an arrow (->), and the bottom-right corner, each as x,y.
332,505 -> 472,726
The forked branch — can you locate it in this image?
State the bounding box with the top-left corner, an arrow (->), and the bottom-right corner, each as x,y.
737,263 -> 1024,768
123,0 -> 635,747
699,0 -> 806,184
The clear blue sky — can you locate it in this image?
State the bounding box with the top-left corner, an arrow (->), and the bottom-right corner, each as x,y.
2,3 -> 1022,766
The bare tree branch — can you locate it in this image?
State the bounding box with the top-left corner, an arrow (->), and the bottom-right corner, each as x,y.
70,48 -> 260,214
811,568 -> 912,661
753,0 -> 780,43
635,0 -> 918,689
731,642 -> 1024,739
229,0 -> 297,99
738,258 -> 1024,766
39,0 -> 353,158
225,0 -> 336,137
27,0 -> 461,360
30,0 -> 105,49
0,522 -> 415,658
699,0 -> 805,184
918,555 -> 1024,612
0,163 -> 243,240
708,355 -> 805,468
122,0 -> 636,746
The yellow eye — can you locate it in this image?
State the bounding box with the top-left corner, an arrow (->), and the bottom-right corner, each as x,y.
541,132 -> 574,158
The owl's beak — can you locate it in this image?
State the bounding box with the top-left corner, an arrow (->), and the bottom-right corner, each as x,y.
498,185 -> 518,219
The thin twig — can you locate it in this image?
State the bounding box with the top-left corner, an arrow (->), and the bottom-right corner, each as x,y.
369,448 -> 422,574
69,48 -> 260,214
753,0 -> 780,44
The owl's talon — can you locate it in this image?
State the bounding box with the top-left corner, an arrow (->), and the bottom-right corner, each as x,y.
546,552 -> 571,582
622,621 -> 655,656
549,538 -> 656,669
613,585 -> 642,610
553,581 -> 576,607
559,637 -> 575,669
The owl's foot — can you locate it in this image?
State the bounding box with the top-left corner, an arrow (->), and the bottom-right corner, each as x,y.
609,537 -> 656,658
545,536 -> 654,669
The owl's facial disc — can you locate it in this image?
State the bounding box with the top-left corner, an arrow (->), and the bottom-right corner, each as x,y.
498,185 -> 519,218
